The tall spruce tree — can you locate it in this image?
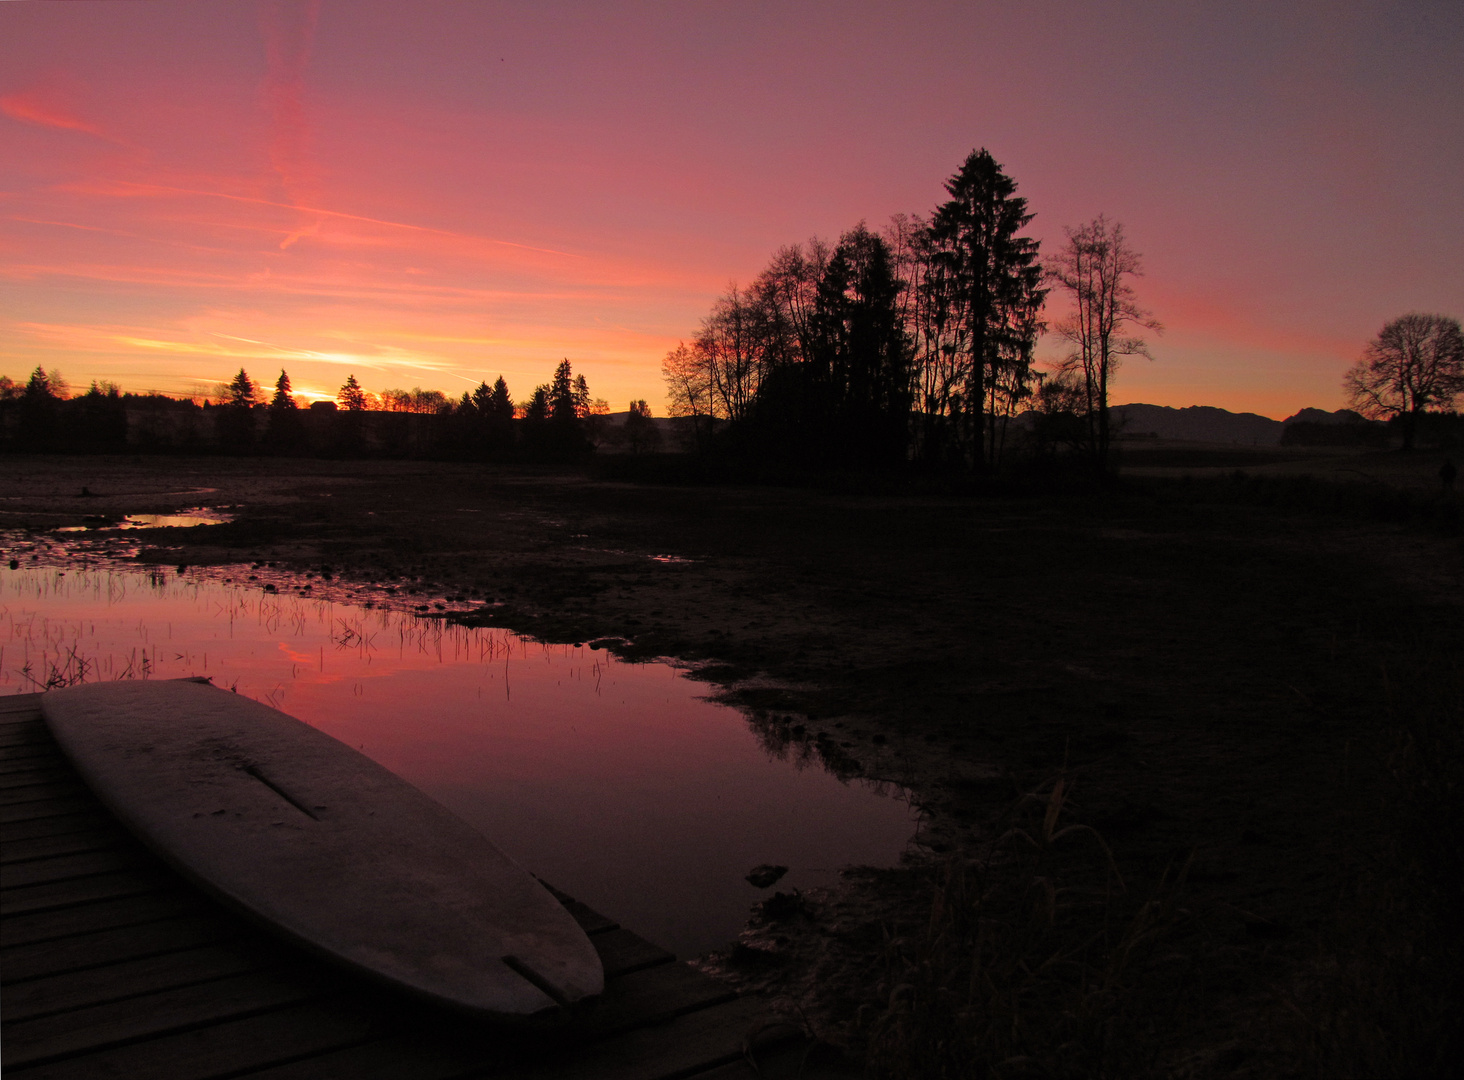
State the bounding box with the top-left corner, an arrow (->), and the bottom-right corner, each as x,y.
487,376 -> 513,419
337,374 -> 367,411
270,370 -> 297,410
924,149 -> 1044,470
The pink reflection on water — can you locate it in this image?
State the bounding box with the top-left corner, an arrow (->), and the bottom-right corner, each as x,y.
3,564 -> 916,957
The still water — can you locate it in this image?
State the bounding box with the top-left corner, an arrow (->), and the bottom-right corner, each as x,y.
2,562 -> 916,958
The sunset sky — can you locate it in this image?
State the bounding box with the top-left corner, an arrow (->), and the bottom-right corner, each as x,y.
3,1 -> 1460,418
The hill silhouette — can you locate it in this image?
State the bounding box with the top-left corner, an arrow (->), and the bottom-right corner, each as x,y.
1112,403 -> 1366,445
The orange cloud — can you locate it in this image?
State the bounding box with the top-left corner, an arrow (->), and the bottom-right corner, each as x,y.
0,91 -> 106,138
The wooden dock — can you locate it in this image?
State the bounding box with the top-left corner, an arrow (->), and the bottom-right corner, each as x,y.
1,693 -> 835,1080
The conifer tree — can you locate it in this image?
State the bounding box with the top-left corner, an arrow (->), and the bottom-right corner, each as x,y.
471,381 -> 493,415
924,149 -> 1045,470
270,370 -> 298,410
549,360 -> 578,425
487,376 -> 514,418
337,374 -> 367,411
226,369 -> 258,408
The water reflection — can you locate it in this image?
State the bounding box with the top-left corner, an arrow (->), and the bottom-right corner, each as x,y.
55,507 -> 234,533
2,563 -> 916,958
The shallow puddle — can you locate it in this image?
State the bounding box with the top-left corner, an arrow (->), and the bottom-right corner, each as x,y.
55,507 -> 235,532
2,562 -> 917,958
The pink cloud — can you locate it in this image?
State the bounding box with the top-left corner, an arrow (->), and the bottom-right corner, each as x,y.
0,90 -> 106,138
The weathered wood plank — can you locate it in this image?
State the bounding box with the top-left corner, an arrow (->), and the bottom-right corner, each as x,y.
0,756 -> 68,779
0,781 -> 91,808
540,882 -> 620,936
593,928 -> 676,979
0,866 -> 172,917
257,997 -> 780,1080
6,998 -> 379,1080
0,728 -> 51,749
577,962 -> 737,1040
1,847 -> 149,889
0,744 -> 62,766
2,911 -> 236,981
238,966 -> 741,1080
0,764 -> 76,790
227,1037 -> 471,1080
684,1037 -> 857,1080
510,995 -> 778,1080
0,890 -> 205,948
3,965 -> 336,1069
1,795 -> 97,825
3,939 -> 283,1022
0,825 -> 130,865
1,809 -> 112,842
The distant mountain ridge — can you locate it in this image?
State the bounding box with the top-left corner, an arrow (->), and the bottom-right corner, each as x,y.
1111,404 -> 1366,446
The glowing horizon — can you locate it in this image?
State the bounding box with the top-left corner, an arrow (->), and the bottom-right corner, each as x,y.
3,2 -> 1461,421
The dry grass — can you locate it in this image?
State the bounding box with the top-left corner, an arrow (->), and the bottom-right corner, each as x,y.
860,776 -> 1195,1079
1271,646 -> 1464,1078
860,646 -> 1464,1079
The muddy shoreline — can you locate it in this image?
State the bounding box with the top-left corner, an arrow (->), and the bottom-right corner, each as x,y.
4,453 -> 1460,1075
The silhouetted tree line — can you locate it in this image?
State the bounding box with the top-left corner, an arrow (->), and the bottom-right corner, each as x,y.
0,359 -> 622,462
663,149 -> 1159,475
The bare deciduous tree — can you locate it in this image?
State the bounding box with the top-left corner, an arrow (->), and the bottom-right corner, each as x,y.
696,286 -> 768,423
1344,313 -> 1464,450
662,341 -> 720,452
1046,215 -> 1160,471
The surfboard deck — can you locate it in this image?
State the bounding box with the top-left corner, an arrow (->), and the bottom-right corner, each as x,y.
40,679 -> 604,1021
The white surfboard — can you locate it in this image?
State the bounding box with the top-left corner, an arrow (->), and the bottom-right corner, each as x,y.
41,679 -> 604,1020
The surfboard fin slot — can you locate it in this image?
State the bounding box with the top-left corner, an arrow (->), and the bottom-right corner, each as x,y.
244,766 -> 321,821
501,954 -> 570,1006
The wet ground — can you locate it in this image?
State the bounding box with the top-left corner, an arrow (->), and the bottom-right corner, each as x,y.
2,451 -> 1461,1074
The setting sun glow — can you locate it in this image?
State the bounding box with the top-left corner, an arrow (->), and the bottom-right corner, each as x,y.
3,1 -> 1460,416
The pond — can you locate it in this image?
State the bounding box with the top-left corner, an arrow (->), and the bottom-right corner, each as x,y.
1,558 -> 918,959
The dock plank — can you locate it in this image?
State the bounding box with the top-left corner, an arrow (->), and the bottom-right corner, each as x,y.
0,728 -> 52,749
3,939 -> 282,1022
3,911 -> 239,981
0,764 -> 78,790
1,795 -> 99,825
241,964 -> 742,1080
593,928 -> 677,978
1,889 -> 205,948
3,965 -> 337,1069
0,757 -> 65,776
519,995 -> 778,1080
4,998 -> 379,1080
0,866 -> 173,916
0,825 -> 131,865
1,846 -> 149,890
0,744 -> 65,767
577,962 -> 738,1039
0,780 -> 91,807
0,809 -> 112,842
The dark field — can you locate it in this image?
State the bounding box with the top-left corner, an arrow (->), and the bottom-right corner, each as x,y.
3,452 -> 1461,1077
